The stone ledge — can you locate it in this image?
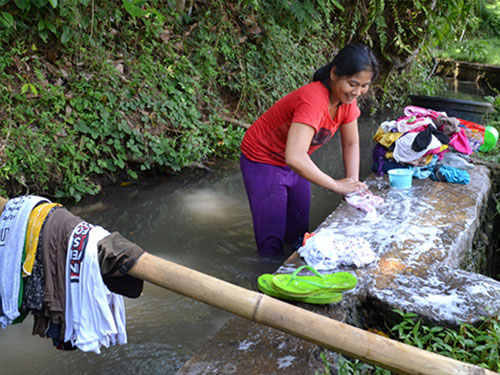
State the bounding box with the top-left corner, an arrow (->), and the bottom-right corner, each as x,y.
177,165 -> 499,374
308,165 -> 499,328
436,59 -> 500,88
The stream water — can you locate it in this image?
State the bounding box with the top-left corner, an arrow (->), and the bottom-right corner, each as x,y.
1,113 -> 381,375
0,79 -> 488,374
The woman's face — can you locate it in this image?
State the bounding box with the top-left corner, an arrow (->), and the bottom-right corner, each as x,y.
330,69 -> 373,104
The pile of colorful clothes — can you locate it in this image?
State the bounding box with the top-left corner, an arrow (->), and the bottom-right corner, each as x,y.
372,105 -> 484,184
0,195 -> 145,354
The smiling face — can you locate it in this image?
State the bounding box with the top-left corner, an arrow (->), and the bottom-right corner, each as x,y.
329,68 -> 373,105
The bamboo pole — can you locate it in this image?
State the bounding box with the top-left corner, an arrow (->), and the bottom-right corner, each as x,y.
129,252 -> 498,375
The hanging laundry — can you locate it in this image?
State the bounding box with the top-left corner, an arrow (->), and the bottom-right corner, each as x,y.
97,231 -> 145,298
23,203 -> 62,277
0,195 -> 50,328
65,223 -> 127,354
32,206 -> 84,342
22,205 -> 61,313
0,195 -> 145,355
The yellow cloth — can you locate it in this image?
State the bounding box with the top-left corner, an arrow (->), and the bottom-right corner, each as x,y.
23,202 -> 62,277
373,126 -> 403,148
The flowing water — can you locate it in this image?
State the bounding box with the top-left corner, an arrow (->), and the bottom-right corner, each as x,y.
1,79 -> 486,374
0,113 -> 380,375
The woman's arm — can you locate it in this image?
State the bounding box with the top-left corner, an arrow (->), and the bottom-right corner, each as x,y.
285,122 -> 366,195
340,119 -> 361,181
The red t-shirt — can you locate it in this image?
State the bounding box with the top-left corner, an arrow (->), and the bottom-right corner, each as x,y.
241,81 -> 361,166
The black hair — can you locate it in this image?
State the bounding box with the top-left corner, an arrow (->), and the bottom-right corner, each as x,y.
313,43 -> 379,91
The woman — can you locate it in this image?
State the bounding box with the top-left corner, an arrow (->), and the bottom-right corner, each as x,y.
240,43 -> 379,256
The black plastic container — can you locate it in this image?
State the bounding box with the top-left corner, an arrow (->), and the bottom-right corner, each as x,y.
409,95 -> 493,124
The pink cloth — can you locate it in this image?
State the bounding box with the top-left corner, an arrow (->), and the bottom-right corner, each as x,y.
448,128 -> 473,155
396,116 -> 434,133
344,189 -> 384,220
404,105 -> 445,121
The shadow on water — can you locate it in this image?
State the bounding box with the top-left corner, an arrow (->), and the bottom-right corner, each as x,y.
2,78 -> 483,374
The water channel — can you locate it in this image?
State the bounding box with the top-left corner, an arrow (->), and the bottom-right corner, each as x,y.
0,80 -> 491,374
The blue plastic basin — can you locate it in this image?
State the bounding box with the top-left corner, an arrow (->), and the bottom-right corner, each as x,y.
388,168 -> 414,188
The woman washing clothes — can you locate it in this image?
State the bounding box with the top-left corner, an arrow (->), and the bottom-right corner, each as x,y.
240,43 -> 379,256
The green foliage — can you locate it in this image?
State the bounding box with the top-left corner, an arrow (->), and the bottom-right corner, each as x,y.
378,59 -> 447,109
476,0 -> 500,37
433,1 -> 500,65
0,0 -> 339,201
337,356 -> 391,375
0,1 -> 477,201
438,38 -> 500,65
333,310 -> 500,374
315,351 -> 333,375
390,310 -> 500,371
327,0 -> 479,109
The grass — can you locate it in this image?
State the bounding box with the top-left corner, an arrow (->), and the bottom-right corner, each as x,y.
436,37 -> 500,66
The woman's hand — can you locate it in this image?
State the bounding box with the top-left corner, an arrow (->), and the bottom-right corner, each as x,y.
332,178 -> 367,195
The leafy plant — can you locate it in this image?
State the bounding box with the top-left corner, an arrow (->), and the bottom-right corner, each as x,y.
0,1 -> 476,201
335,310 -> 500,374
391,310 -> 500,371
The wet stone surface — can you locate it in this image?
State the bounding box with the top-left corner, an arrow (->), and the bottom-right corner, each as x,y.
312,164 -> 499,328
177,317 -> 327,375
177,165 -> 500,374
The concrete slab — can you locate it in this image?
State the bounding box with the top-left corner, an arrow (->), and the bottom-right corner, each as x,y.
177,317 -> 326,375
305,164 -> 500,327
177,164 -> 500,374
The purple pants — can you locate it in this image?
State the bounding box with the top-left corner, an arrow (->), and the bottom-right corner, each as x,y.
240,154 -> 310,255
